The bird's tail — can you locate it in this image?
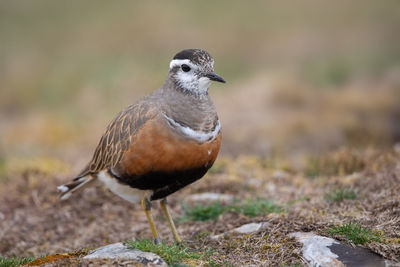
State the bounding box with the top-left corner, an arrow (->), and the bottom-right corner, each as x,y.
57,175 -> 96,200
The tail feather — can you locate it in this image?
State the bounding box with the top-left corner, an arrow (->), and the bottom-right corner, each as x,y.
57,175 -> 96,200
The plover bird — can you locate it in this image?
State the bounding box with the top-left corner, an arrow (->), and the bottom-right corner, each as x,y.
58,49 -> 225,244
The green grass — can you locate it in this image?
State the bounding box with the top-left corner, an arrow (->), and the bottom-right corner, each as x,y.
182,199 -> 283,222
326,222 -> 383,245
0,256 -> 34,267
287,196 -> 310,205
183,201 -> 226,221
126,239 -> 202,265
324,188 -> 357,202
230,199 -> 283,217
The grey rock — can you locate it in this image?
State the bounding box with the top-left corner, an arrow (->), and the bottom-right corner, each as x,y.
185,192 -> 234,203
211,222 -> 269,239
290,232 -> 342,267
290,232 -> 399,267
83,242 -> 167,266
233,222 -> 270,234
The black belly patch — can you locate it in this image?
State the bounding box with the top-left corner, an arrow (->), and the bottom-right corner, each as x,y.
109,167 -> 209,200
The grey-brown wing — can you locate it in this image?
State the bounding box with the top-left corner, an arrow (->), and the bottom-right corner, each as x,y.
76,102 -> 157,178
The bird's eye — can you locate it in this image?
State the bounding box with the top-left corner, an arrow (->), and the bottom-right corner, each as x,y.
181,64 -> 191,72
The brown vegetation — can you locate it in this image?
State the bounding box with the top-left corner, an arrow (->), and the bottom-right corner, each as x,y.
0,147 -> 399,265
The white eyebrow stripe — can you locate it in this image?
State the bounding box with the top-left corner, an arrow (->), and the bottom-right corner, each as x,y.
169,59 -> 192,69
163,113 -> 221,143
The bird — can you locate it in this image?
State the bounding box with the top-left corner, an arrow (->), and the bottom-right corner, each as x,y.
57,49 -> 225,244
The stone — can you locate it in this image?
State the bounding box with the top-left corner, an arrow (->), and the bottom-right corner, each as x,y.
233,222 -> 270,234
83,242 -> 167,266
289,232 -> 343,267
289,232 -> 399,267
211,222 -> 269,239
185,193 -> 234,203
273,170 -> 288,179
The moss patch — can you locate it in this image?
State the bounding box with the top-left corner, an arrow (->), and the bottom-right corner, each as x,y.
324,188 -> 357,202
0,256 -> 34,267
230,199 -> 283,216
326,222 -> 383,245
182,198 -> 283,222
126,239 -> 202,265
183,201 -> 226,221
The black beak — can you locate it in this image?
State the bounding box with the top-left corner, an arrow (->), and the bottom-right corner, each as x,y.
205,72 -> 226,83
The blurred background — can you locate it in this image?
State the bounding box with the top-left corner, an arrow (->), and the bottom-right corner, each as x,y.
1,0 -> 400,172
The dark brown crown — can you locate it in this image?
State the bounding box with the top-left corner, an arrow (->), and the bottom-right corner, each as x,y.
173,49 -> 214,66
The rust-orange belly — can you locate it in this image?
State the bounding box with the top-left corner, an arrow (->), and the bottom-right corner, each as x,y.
112,116 -> 221,200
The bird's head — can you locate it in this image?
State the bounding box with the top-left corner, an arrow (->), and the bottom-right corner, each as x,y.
168,49 -> 225,96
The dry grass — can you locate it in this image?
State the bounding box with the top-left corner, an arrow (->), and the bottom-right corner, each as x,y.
0,148 -> 399,265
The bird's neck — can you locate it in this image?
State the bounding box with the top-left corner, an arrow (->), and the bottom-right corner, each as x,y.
156,81 -> 218,133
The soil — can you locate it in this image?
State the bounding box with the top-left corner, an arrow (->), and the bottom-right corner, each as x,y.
1,149 -> 399,266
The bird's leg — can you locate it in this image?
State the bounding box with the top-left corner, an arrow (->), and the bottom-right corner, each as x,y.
159,198 -> 182,244
141,195 -> 162,244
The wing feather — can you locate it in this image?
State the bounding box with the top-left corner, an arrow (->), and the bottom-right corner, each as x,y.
77,102 -> 157,178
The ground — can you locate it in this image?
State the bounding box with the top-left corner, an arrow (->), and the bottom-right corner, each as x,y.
0,147 -> 399,266
1,69 -> 400,266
